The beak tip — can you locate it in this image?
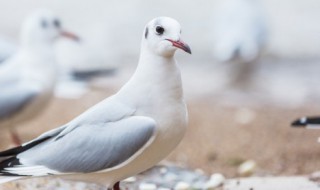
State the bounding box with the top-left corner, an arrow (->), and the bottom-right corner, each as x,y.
166,39 -> 192,55
61,31 -> 80,42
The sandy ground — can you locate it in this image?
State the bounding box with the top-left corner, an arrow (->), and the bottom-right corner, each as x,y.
225,176 -> 320,190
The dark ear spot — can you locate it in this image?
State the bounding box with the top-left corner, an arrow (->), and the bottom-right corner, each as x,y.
145,27 -> 148,39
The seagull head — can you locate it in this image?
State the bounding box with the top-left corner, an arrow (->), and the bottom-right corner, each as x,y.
21,9 -> 79,47
142,17 -> 191,57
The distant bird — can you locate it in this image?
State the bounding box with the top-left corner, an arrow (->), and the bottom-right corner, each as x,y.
0,10 -> 79,145
292,116 -> 320,128
212,0 -> 267,62
0,17 -> 191,190
212,0 -> 268,87
0,36 -> 16,63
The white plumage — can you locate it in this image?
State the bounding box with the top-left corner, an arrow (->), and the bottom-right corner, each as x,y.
212,0 -> 268,62
0,17 -> 191,190
0,9 -> 78,144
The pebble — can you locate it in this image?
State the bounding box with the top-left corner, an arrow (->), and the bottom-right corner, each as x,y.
123,176 -> 137,183
158,188 -> 171,190
238,160 -> 257,176
160,167 -> 168,174
309,171 -> 320,182
205,173 -> 225,189
4,165 -> 209,190
235,108 -> 256,125
195,168 -> 205,175
139,183 -> 157,190
174,181 -> 191,190
164,172 -> 178,181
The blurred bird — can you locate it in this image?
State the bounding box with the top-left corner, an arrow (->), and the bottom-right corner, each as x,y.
292,116 -> 320,128
212,0 -> 268,87
0,16 -> 190,190
213,0 -> 267,62
0,10 -> 79,145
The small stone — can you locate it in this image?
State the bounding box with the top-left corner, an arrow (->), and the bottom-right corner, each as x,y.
195,168 -> 205,175
123,176 -> 136,183
234,108 -> 255,125
165,172 -> 178,181
158,188 -> 171,190
193,181 -> 206,189
205,173 -> 225,189
309,171 -> 320,182
160,167 -> 168,174
238,160 -> 257,176
174,181 -> 191,190
139,183 -> 157,190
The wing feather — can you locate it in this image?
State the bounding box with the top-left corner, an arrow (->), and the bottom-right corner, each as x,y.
0,116 -> 156,176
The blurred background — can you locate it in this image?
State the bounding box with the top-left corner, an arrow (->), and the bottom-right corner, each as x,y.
0,0 -> 320,179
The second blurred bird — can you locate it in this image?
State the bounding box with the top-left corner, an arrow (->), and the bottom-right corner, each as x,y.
0,9 -> 78,145
212,0 -> 268,88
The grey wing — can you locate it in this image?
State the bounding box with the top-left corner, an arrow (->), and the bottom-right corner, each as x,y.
0,84 -> 39,120
2,116 -> 156,176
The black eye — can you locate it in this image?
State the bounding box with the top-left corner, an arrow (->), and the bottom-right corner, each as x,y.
155,26 -> 165,35
41,20 -> 48,28
53,19 -> 61,28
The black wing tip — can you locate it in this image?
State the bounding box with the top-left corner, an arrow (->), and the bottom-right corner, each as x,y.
291,116 -> 320,128
0,136 -> 51,157
291,118 -> 307,127
72,69 -> 117,81
0,146 -> 23,157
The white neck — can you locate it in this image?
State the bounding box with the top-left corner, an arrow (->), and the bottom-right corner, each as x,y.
19,45 -> 57,89
117,45 -> 183,108
21,39 -> 54,52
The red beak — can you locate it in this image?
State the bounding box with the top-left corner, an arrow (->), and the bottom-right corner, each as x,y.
166,39 -> 191,54
60,31 -> 80,42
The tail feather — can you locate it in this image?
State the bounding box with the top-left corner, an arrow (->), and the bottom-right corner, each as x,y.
292,116 -> 320,128
0,157 -> 23,176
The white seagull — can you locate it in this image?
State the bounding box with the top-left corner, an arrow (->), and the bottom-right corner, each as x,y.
212,0 -> 267,63
0,17 -> 191,190
212,0 -> 268,88
0,10 -> 79,145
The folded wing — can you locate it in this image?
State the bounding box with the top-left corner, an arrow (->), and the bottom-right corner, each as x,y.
0,116 -> 156,176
